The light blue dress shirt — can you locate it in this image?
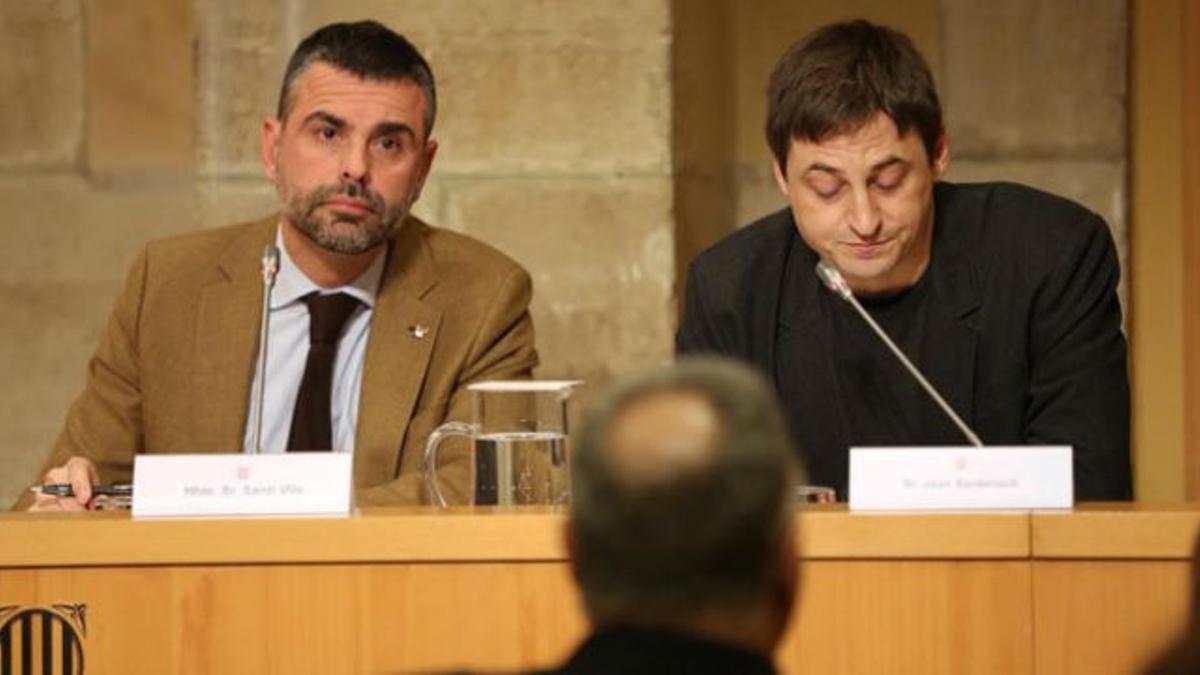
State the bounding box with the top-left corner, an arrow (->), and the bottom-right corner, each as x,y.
241,227 -> 386,454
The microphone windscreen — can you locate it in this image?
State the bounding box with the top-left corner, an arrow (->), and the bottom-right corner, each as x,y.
815,259 -> 853,301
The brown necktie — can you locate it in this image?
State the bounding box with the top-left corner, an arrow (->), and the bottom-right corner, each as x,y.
287,292 -> 362,452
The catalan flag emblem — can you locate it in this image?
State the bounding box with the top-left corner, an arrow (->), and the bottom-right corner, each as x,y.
0,604 -> 85,675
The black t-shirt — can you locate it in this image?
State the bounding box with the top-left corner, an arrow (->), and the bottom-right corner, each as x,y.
775,238 -> 965,494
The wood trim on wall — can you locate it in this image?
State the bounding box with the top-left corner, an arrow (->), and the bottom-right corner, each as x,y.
1184,0 -> 1200,498
1131,0 -> 1186,500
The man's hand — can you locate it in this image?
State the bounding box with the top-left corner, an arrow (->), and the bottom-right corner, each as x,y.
28,457 -> 99,511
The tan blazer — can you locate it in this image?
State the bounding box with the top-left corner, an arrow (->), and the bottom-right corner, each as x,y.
39,215 -> 538,505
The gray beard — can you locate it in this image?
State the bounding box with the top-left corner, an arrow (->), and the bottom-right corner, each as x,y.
282,181 -> 407,255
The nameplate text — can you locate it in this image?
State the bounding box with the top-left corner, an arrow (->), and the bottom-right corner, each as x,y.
849,446 -> 1073,511
132,453 -> 352,518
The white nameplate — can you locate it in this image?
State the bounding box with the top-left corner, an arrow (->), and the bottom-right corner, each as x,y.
849,446 -> 1073,511
132,453 -> 353,518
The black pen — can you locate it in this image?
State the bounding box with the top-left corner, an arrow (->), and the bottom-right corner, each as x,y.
31,483 -> 133,498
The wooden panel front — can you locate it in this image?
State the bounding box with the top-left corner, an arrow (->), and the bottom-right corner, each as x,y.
783,561 -> 1033,675
1,559 -> 1036,674
1030,505 -> 1198,675
0,563 -> 586,674
1033,560 -> 1190,675
2,506 -> 1197,674
800,509 -> 1029,558
1032,506 -> 1200,558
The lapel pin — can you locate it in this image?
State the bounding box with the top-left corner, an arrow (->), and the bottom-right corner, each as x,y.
409,324 -> 429,339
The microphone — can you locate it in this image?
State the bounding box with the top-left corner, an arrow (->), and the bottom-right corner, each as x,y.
252,244 -> 280,454
814,259 -> 983,447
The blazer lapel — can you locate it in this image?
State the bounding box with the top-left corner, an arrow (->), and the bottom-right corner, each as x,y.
776,233 -> 854,477
191,219 -> 275,452
754,216 -> 797,377
354,218 -> 442,487
923,184 -> 982,432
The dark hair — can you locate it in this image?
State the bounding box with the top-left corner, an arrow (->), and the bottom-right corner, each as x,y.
570,358 -> 801,620
276,21 -> 437,138
766,19 -> 942,173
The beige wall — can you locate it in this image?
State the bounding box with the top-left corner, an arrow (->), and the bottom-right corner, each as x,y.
2,1 -> 1172,505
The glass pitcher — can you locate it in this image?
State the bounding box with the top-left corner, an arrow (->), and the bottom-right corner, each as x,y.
424,380 -> 581,507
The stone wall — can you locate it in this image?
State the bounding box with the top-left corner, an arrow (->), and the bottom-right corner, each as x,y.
0,0 -> 201,504
941,0 -> 1128,289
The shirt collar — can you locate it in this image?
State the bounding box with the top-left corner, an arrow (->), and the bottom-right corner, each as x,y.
270,225 -> 386,310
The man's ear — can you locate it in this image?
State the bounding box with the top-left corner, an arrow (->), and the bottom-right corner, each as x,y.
772,158 -> 790,198
931,131 -> 950,179
260,117 -> 282,184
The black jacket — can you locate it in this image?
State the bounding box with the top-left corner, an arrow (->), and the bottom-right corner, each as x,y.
531,626 -> 775,675
677,181 -> 1132,500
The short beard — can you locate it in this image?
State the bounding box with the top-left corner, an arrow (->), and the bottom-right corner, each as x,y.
281,180 -> 408,255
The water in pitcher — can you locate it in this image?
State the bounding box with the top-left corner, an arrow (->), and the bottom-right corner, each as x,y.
474,431 -> 570,506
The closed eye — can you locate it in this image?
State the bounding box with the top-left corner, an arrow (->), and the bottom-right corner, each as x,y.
808,174 -> 845,199
870,161 -> 908,191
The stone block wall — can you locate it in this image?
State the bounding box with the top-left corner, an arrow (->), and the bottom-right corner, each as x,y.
0,2 -> 83,171
942,0 -> 1129,305
0,0 -> 202,503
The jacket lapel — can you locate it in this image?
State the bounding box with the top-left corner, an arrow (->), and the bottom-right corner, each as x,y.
754,216 -> 796,377
923,183 -> 982,432
774,231 -> 854,475
354,218 -> 442,487
191,218 -> 276,452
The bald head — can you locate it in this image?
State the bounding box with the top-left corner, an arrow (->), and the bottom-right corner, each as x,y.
604,390 -> 721,486
569,359 -> 801,631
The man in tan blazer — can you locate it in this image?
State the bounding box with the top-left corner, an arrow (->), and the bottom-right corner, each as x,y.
26,21 -> 536,509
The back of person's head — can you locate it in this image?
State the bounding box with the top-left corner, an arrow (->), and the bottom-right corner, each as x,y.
277,20 -> 437,136
766,19 -> 942,171
569,358 -> 801,643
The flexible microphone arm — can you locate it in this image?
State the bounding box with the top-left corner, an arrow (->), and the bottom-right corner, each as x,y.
253,244 -> 280,454
815,259 -> 983,447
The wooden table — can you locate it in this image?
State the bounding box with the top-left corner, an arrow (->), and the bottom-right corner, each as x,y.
1,504 -> 1196,674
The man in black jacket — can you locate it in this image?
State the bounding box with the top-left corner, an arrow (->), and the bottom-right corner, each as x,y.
539,359 -> 801,674
676,20 -> 1131,500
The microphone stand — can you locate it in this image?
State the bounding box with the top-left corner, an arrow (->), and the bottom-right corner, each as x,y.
815,259 -> 983,447
253,245 -> 280,454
